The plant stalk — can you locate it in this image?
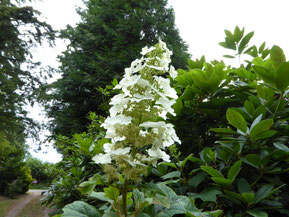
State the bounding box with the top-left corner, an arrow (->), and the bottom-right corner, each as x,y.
122,180 -> 129,217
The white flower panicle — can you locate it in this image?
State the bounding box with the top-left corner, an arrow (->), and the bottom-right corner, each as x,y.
93,41 -> 181,171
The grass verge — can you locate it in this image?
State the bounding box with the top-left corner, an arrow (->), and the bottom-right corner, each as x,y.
0,196 -> 17,217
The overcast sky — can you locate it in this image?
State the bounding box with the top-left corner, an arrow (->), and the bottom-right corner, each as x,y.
26,0 -> 289,163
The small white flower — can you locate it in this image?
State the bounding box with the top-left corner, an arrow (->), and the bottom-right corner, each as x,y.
140,121 -> 166,128
147,148 -> 170,162
92,153 -> 112,164
169,65 -> 178,79
141,46 -> 156,56
111,147 -> 131,155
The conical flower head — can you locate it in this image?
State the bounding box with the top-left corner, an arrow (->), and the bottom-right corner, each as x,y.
93,41 -> 181,181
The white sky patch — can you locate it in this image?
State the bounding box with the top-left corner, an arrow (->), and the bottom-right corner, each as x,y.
25,0 -> 289,163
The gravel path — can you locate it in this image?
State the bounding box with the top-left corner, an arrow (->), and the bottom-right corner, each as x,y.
4,190 -> 53,217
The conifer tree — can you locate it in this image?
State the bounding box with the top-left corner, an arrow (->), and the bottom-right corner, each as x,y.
47,0 -> 190,137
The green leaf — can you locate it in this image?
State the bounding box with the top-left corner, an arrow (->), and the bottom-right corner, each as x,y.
253,130 -> 277,140
273,142 -> 289,152
254,184 -> 285,204
90,192 -> 112,202
200,166 -> 224,178
254,184 -> 274,203
188,172 -> 207,189
244,100 -> 255,115
153,193 -> 170,209
223,55 -> 235,59
219,42 -> 228,49
238,178 -> 251,194
104,186 -> 119,201
274,62 -> 289,91
238,31 -> 254,54
228,160 -> 242,181
180,154 -> 194,167
62,201 -> 101,217
173,98 -> 183,115
161,162 -> 177,169
259,42 -> 266,53
210,128 -> 240,135
79,174 -> 104,196
133,189 -> 145,206
247,209 -> 268,217
234,26 -> 244,43
243,154 -> 262,169
249,119 -> 273,139
211,177 -> 232,187
252,65 -> 274,85
250,114 -> 263,131
189,187 -> 222,202
161,171 -> 181,180
270,45 -> 286,70
224,190 -> 244,202
242,192 -> 255,204
226,109 -> 248,133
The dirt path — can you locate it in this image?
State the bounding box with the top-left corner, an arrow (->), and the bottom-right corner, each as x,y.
4,190 -> 55,217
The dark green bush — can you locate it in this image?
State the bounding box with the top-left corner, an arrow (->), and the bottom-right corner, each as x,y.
4,167 -> 33,198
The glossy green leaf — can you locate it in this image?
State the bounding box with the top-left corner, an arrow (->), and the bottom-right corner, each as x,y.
254,184 -> 274,203
249,119 -> 273,139
270,45 -> 286,70
223,55 -> 235,59
238,178 -> 251,194
211,177 -> 232,187
234,26 -> 244,43
226,109 -> 248,133
188,172 -> 207,189
161,171 -> 181,180
273,142 -> 289,152
200,166 -> 224,178
253,130 -> 277,140
244,100 -> 255,115
242,192 -> 255,204
210,128 -> 240,135
274,62 -> 289,91
238,31 -> 254,54
228,160 -> 242,181
247,209 -> 268,217
243,154 -> 262,169
224,190 -> 244,202
252,65 -> 274,85
189,187 -> 222,202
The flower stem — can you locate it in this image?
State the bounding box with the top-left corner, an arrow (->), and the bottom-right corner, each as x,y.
122,180 -> 129,217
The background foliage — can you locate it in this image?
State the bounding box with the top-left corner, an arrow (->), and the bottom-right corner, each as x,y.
0,0 -> 54,197
44,27 -> 289,217
45,0 -> 190,138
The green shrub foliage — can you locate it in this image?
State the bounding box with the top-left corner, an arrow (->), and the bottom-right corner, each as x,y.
46,27 -> 289,217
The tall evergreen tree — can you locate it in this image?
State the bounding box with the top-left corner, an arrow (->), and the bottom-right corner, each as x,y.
0,0 -> 54,193
47,0 -> 190,137
0,0 -> 54,141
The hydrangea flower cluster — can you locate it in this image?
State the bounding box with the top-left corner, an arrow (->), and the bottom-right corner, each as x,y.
93,41 -> 181,181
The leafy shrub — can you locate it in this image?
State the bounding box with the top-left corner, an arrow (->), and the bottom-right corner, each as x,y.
4,167 -> 33,198
46,27 -> 289,217
25,157 -> 56,185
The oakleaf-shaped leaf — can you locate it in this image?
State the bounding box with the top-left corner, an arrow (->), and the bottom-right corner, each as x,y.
62,201 -> 101,217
